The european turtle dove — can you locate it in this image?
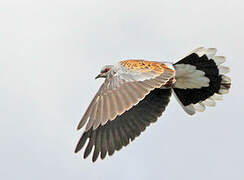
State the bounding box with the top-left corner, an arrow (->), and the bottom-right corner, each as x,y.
75,47 -> 231,162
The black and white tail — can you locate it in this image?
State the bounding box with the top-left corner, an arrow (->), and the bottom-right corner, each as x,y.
173,47 -> 231,115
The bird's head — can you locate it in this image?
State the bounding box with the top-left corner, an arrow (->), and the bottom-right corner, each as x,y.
95,65 -> 114,79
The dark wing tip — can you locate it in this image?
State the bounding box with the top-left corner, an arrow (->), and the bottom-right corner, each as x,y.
75,88 -> 172,162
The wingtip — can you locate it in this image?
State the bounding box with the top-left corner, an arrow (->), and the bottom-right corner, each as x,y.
76,126 -> 81,131
74,146 -> 79,153
77,119 -> 86,130
92,156 -> 98,163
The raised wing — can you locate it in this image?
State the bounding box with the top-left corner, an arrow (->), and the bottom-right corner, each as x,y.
75,88 -> 172,162
77,60 -> 175,131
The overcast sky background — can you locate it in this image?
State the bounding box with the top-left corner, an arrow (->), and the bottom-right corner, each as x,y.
0,0 -> 243,179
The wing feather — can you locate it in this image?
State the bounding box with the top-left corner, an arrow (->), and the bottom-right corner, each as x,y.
119,87 -> 133,110
74,130 -> 91,153
85,102 -> 98,131
100,127 -> 107,159
93,98 -> 103,130
113,123 -> 122,151
108,92 -> 119,120
122,83 -> 140,102
107,127 -> 115,156
92,128 -> 101,162
118,122 -> 129,146
113,91 -> 124,115
101,94 -> 110,125
84,131 -> 96,159
77,95 -> 98,129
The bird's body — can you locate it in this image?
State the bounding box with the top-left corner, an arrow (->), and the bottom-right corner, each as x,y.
75,47 -> 231,162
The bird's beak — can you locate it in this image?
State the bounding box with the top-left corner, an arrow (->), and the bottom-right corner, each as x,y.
95,74 -> 102,79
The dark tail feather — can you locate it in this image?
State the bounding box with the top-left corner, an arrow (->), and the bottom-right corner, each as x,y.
173,47 -> 231,115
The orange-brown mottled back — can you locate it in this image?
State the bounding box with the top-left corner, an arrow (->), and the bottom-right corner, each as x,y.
120,60 -> 173,74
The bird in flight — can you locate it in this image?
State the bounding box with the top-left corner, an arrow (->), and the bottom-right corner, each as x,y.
75,47 -> 231,162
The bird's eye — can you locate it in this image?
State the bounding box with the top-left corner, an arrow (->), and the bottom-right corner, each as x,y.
101,67 -> 111,74
104,68 -> 110,72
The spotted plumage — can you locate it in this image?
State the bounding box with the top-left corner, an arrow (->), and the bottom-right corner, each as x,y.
120,60 -> 174,74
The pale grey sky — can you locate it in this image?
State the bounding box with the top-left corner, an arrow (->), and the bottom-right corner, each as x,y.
0,0 -> 243,179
